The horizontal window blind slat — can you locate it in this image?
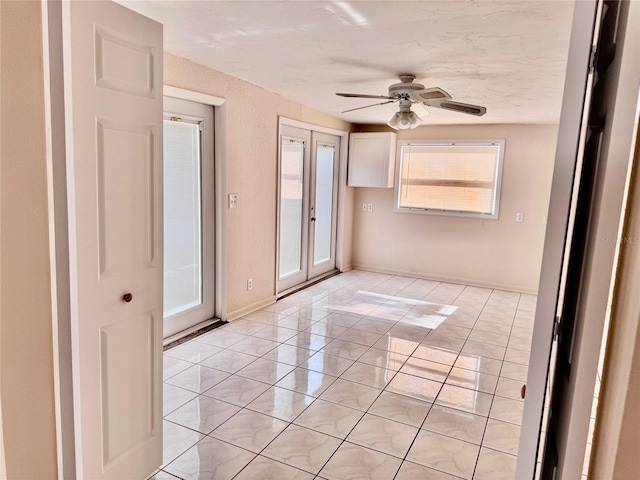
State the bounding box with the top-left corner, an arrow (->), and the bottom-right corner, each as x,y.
403,179 -> 495,189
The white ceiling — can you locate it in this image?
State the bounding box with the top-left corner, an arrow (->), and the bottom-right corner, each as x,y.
119,0 -> 575,126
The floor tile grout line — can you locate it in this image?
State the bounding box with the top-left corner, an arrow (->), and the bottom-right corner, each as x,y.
471,385 -> 498,479
431,284 -> 492,479
404,287 -> 494,478
311,365 -> 403,477
354,327 -> 462,475
187,362 -> 327,478
309,327 -> 429,478
469,291 -> 519,479
389,331 -> 467,480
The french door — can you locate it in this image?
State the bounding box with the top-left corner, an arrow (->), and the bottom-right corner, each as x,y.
278,125 -> 340,293
163,97 -> 215,338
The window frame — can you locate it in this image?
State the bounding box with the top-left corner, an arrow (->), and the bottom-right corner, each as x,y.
393,139 -> 505,219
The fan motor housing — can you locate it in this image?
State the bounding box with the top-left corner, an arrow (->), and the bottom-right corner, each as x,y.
388,75 -> 425,98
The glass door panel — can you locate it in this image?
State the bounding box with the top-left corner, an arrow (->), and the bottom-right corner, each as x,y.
163,119 -> 202,316
313,145 -> 334,265
279,141 -> 305,277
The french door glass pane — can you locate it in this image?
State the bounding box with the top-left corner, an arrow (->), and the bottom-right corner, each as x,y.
279,142 -> 305,278
163,120 -> 202,317
314,145 -> 335,266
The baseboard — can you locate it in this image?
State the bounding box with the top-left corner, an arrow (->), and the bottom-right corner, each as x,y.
226,295 -> 277,321
340,264 -> 353,273
351,263 -> 538,295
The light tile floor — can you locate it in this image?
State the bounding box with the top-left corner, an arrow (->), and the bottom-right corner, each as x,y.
154,270 -> 535,480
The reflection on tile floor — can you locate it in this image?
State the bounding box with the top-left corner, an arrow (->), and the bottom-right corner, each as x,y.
154,270 -> 534,479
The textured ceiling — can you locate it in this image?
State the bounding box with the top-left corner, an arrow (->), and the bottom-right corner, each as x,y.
118,0 -> 575,125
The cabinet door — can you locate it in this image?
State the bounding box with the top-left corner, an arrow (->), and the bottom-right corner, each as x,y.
347,132 -> 396,188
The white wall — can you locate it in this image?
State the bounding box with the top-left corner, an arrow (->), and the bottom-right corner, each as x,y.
0,1 -> 58,477
164,54 -> 352,318
351,124 -> 558,293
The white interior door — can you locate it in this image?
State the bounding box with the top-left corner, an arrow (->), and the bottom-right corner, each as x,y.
163,97 -> 215,338
62,2 -> 163,478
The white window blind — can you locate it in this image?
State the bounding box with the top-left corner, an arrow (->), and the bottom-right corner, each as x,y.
396,142 -> 504,217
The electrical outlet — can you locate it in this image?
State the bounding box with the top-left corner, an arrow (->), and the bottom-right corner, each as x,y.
362,203 -> 367,212
229,193 -> 238,209
516,212 -> 524,223
247,278 -> 253,291
367,203 -> 373,212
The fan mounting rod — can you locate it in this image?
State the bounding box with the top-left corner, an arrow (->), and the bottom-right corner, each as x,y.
398,99 -> 413,111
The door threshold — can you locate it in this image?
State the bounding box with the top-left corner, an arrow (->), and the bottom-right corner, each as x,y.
163,318 -> 225,349
277,269 -> 340,300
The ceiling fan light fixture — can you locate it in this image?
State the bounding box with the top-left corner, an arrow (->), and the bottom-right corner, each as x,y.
388,110 -> 422,130
387,112 -> 400,129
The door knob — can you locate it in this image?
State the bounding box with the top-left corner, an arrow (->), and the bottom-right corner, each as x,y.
122,293 -> 133,303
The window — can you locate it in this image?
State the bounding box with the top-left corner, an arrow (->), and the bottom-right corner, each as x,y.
395,140 -> 504,218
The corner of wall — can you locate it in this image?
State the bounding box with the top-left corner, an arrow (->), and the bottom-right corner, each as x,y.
0,1 -> 58,477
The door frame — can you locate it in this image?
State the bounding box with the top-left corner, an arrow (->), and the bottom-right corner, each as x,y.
42,1 -> 77,476
276,117 -> 348,296
515,1 -> 599,476
163,86 -> 228,340
41,2 -> 229,474
517,0 -> 640,477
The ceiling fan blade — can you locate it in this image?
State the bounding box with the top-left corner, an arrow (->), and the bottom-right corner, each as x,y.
336,93 -> 394,99
410,87 -> 451,103
410,101 -> 429,117
341,99 -> 397,113
427,99 -> 487,116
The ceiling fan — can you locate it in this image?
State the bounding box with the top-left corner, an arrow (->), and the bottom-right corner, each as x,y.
336,74 -> 487,129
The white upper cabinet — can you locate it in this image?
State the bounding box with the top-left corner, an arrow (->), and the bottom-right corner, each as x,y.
347,132 -> 397,188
